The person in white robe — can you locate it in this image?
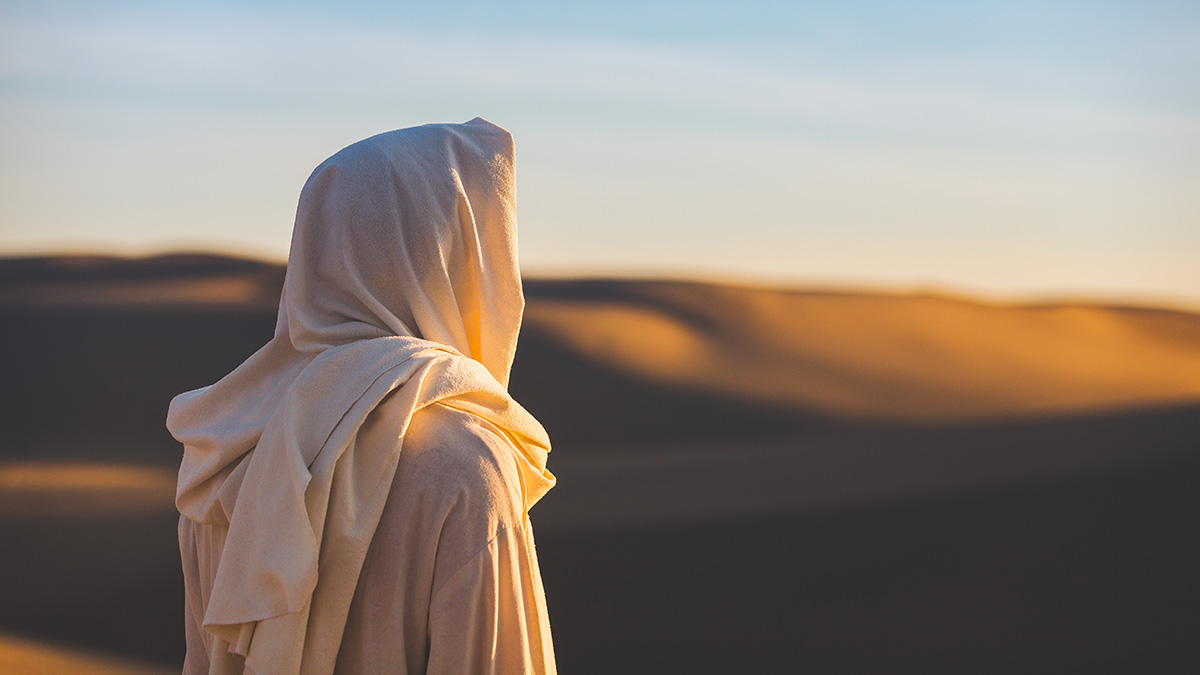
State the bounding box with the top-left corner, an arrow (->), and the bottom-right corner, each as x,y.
168,118 -> 556,675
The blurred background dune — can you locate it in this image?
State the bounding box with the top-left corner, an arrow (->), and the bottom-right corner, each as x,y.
0,633 -> 173,675
1,255 -> 1197,672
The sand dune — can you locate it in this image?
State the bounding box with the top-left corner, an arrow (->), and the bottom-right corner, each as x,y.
7,255 -> 1200,434
0,463 -> 176,518
0,633 -> 173,675
533,403 -> 1200,532
1,254 -> 1197,672
522,280 -> 1200,423
0,254 -> 284,310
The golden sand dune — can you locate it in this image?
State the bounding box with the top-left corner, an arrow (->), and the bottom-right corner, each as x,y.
0,633 -> 173,675
524,281 -> 1200,423
0,255 -> 1197,672
6,255 -> 1198,426
0,254 -> 284,309
0,463 -> 177,518
5,255 -> 1199,449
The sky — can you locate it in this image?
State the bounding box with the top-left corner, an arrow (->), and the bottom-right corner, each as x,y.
1,0 -> 1197,306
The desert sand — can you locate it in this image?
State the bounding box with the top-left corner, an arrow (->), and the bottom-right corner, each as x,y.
1,254 -> 1197,673
0,633 -> 173,675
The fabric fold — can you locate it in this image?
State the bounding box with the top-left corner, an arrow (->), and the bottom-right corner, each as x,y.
167,118 -> 553,675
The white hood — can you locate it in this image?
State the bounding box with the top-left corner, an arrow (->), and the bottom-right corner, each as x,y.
167,118 -> 553,674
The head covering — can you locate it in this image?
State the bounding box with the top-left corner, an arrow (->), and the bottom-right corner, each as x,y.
167,118 -> 553,674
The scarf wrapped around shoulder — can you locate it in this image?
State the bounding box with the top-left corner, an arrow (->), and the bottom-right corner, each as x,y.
167,119 -> 554,675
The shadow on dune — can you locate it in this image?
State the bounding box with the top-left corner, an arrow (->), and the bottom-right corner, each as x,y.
0,509 -> 184,665
510,325 -> 826,447
534,403 -> 1200,673
1,255 -> 1198,672
541,444 -> 1200,674
2,406 -> 1196,673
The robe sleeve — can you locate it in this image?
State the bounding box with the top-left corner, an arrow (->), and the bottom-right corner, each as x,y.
426,518 -> 556,674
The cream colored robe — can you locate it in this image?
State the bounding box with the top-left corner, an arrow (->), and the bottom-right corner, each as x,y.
168,118 -> 555,673
180,401 -> 555,674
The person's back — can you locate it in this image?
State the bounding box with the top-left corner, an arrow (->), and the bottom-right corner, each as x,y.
181,401 -> 555,674
169,119 -> 556,674
339,401 -> 554,673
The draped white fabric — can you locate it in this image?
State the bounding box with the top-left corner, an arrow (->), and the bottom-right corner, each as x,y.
167,118 -> 554,674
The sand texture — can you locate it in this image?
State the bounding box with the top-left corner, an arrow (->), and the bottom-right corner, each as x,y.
1,254 -> 1198,673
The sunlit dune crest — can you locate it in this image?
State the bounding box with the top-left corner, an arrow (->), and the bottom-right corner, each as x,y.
523,282 -> 1200,422
0,462 -> 176,518
0,276 -> 279,309
0,254 -> 283,309
4,254 -> 1199,428
0,633 -> 174,675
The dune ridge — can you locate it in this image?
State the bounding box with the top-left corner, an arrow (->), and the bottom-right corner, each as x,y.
0,462 -> 177,518
2,253 -> 1198,672
6,254 -> 1197,437
0,633 -> 174,675
522,279 -> 1200,423
0,255 -> 285,310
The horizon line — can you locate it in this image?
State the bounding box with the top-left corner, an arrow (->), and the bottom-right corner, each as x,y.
3,245 -> 1198,315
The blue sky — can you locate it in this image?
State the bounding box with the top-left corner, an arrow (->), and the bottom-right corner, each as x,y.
1,0 -> 1197,305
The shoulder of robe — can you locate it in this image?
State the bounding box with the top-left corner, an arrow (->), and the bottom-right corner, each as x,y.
364,394 -> 528,538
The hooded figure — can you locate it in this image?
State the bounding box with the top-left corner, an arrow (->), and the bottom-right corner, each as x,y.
168,118 -> 556,674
